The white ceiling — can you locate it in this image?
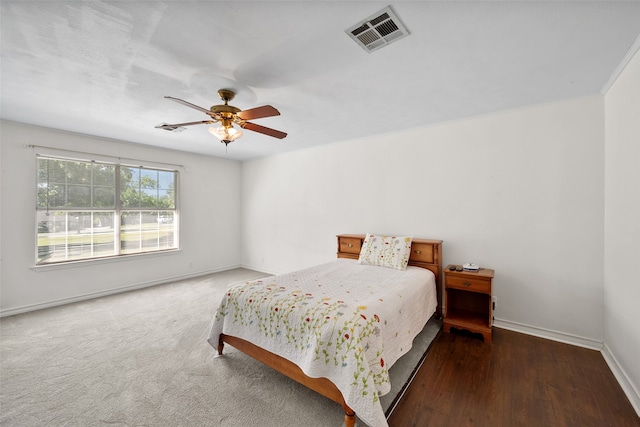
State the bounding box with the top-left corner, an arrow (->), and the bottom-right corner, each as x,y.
2,1 -> 639,161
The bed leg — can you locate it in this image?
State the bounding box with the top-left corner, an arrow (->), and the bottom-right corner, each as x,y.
343,405 -> 356,427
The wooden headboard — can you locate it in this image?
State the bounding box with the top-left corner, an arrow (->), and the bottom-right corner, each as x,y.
336,234 -> 443,317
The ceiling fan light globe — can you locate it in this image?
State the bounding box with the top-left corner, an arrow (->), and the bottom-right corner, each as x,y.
209,126 -> 243,141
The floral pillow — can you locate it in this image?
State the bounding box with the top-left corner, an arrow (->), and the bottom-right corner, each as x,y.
358,233 -> 413,270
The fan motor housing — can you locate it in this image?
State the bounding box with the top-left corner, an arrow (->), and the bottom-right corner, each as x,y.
210,104 -> 241,114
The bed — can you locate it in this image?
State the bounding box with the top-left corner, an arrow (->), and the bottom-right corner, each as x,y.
208,234 -> 443,427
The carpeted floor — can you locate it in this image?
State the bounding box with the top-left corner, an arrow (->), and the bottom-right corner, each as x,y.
0,268 -> 441,427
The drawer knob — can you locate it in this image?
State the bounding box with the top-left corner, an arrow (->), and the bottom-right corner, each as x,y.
463,281 -> 471,287
347,243 -> 353,248
414,250 -> 422,255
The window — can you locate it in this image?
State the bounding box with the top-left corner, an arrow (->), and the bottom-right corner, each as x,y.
36,156 -> 178,265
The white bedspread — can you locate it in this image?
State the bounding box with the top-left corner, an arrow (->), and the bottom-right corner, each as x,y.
207,258 -> 437,427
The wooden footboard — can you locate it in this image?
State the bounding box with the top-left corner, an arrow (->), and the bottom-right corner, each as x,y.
218,333 -> 356,427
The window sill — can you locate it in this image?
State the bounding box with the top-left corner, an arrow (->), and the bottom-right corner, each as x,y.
30,249 -> 182,272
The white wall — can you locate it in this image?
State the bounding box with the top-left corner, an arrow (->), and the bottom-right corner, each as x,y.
603,47 -> 640,414
0,121 -> 242,315
241,95 -> 606,346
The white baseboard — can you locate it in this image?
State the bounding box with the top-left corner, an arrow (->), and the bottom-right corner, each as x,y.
239,263 -> 282,276
493,317 -> 603,350
601,343 -> 640,417
0,265 -> 242,317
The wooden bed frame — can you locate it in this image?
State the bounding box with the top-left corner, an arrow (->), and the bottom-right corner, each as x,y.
218,234 -> 443,427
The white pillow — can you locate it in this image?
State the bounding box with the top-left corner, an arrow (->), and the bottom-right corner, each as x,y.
358,233 -> 413,270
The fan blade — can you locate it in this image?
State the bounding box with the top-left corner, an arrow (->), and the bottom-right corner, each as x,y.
236,105 -> 280,121
241,122 -> 287,139
164,96 -> 213,116
155,120 -> 214,129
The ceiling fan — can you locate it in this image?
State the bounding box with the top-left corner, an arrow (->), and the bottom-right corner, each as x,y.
156,89 -> 287,146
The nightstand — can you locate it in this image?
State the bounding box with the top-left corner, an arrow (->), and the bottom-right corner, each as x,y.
443,265 -> 495,343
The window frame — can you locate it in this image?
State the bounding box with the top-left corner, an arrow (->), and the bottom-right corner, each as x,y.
35,155 -> 180,266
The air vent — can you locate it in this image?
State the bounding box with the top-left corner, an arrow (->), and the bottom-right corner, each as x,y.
345,6 -> 409,53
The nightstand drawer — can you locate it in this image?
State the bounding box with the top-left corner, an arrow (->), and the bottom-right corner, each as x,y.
338,237 -> 362,255
446,275 -> 491,293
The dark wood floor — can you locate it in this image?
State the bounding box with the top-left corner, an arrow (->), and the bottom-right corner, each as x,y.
388,327 -> 640,427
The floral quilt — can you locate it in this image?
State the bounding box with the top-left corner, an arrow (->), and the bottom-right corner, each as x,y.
207,259 -> 437,427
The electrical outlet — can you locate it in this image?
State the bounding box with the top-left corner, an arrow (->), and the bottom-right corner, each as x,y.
492,295 -> 497,310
